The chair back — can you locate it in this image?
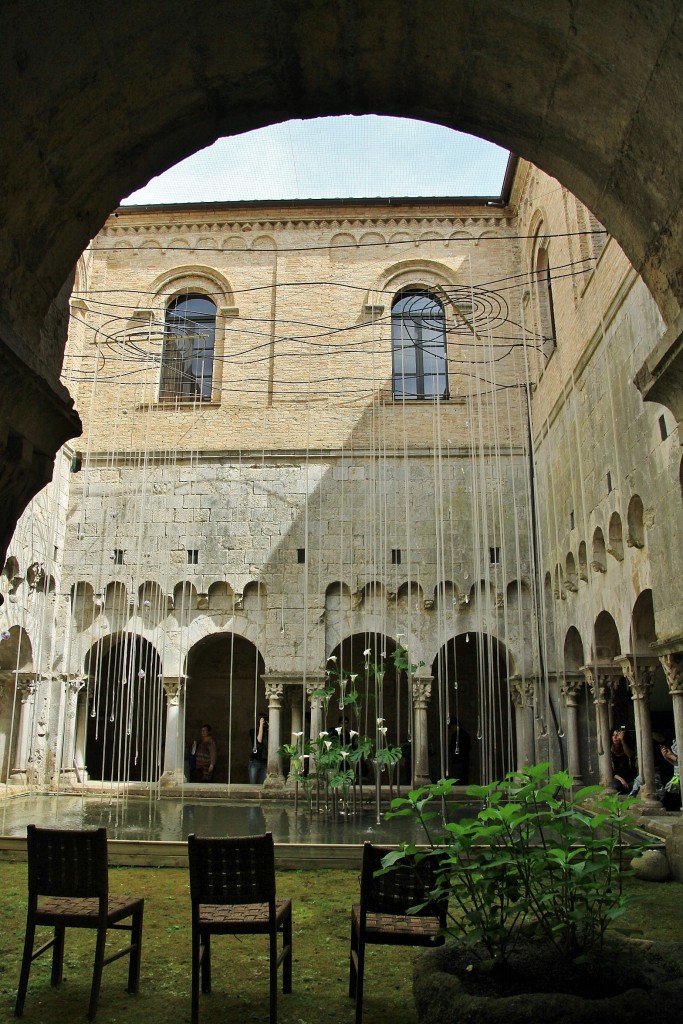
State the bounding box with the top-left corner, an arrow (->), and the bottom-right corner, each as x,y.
360,842 -> 445,921
26,824 -> 109,900
188,832 -> 276,905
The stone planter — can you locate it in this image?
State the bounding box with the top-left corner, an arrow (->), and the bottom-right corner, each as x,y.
413,937 -> 683,1024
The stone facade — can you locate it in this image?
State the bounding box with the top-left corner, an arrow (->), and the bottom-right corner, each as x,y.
1,165 -> 682,799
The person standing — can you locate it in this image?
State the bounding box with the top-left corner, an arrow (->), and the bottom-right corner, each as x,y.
194,724 -> 217,782
248,714 -> 268,784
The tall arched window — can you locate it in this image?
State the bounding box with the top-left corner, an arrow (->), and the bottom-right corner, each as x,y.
535,246 -> 556,356
160,294 -> 216,401
391,290 -> 448,400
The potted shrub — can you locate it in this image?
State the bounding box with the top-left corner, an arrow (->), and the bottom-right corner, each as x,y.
382,763 -> 683,1024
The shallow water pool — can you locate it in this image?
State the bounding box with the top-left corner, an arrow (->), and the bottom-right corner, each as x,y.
0,794 -> 438,845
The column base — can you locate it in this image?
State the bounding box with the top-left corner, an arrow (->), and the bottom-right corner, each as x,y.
635,795 -> 667,815
8,770 -> 31,787
53,768 -> 88,786
160,769 -> 187,788
413,773 -> 432,788
264,772 -> 286,791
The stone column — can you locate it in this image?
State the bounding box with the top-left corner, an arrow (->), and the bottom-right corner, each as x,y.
561,673 -> 585,785
160,675 -> 187,787
659,652 -> 683,771
73,686 -> 89,782
584,665 -> 617,788
307,677 -> 325,770
510,674 -> 535,769
617,655 -> 658,803
10,673 -> 37,786
412,673 -> 432,787
264,678 -> 285,789
290,699 -> 303,745
59,674 -> 87,781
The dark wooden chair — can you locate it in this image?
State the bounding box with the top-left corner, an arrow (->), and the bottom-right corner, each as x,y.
349,842 -> 446,1024
187,831 -> 292,1024
14,824 -> 144,1021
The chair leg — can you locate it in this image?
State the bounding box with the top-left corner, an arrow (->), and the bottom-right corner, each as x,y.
354,935 -> 366,1024
269,927 -> 278,1024
191,926 -> 201,1024
14,917 -> 36,1017
88,927 -> 108,1021
200,932 -> 211,994
349,917 -> 358,998
51,926 -> 65,987
126,905 -> 144,993
282,911 -> 292,995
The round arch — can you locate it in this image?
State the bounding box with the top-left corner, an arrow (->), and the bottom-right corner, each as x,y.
185,631 -> 266,785
431,631 -> 513,785
82,632 -> 164,783
5,4 -> 683,360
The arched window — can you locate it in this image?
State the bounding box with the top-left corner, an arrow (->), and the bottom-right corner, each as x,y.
391,290 -> 448,400
535,246 -> 556,356
160,294 -> 216,401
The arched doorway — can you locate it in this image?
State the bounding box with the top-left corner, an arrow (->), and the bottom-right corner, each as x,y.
84,633 -> 163,782
562,625 -> 597,785
327,633 -> 411,757
432,632 -> 512,785
0,625 -> 32,783
185,632 -> 265,784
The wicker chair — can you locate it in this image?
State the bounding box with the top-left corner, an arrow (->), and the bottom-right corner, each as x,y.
187,831 -> 292,1024
349,842 -> 446,1024
15,824 -> 144,1021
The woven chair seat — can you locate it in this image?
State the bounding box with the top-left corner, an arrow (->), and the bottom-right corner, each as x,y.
352,904 -> 442,945
197,898 -> 291,932
37,896 -> 144,925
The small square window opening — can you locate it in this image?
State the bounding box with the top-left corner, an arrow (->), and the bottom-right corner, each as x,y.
391,549 -> 401,565
113,549 -> 124,565
187,549 -> 199,565
297,548 -> 306,564
489,546 -> 500,565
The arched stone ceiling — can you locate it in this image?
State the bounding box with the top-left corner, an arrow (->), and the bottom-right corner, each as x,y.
2,0 -> 683,366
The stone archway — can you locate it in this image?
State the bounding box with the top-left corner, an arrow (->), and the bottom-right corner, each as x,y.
83,633 -> 164,783
432,632 -> 512,785
3,3 -> 683,558
185,632 -> 265,784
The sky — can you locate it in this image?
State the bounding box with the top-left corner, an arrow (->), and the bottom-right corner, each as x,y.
122,116 -> 510,205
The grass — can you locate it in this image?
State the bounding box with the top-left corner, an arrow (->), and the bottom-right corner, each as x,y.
0,862 -> 681,1024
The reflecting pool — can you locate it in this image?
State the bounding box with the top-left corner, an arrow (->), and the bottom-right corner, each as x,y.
0,795 -> 443,844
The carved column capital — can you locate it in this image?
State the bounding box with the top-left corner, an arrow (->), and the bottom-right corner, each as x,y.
509,674 -> 535,708
582,664 -> 619,703
161,674 -> 187,705
561,672 -> 586,703
265,679 -> 284,705
16,672 -> 38,702
659,651 -> 683,695
412,674 -> 432,709
615,655 -> 657,700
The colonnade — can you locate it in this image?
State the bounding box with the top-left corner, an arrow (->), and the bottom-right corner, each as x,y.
3,649 -> 683,801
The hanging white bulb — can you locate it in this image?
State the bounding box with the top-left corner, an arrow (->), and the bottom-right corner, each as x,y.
138,669 -> 145,678
465,633 -> 469,643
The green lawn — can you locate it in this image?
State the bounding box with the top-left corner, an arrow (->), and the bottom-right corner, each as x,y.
0,862 -> 681,1024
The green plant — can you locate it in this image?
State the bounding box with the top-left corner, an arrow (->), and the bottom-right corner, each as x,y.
383,763 -> 639,966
